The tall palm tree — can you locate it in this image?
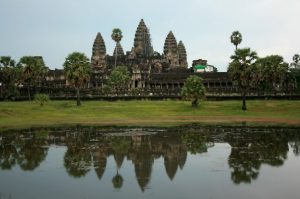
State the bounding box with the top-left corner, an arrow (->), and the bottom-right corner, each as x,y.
111,28 -> 123,68
63,52 -> 91,106
292,54 -> 300,69
228,48 -> 258,110
230,31 -> 242,50
293,54 -> 300,64
18,56 -> 47,101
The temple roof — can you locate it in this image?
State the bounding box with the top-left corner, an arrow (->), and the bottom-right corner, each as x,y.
92,32 -> 106,56
178,40 -> 188,68
164,31 -> 178,55
178,41 -> 187,58
133,19 -> 153,56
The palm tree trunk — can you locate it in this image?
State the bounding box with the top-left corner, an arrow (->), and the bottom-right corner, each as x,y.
27,84 -> 31,101
114,42 -> 118,68
242,90 -> 247,111
76,87 -> 81,106
235,45 -> 237,51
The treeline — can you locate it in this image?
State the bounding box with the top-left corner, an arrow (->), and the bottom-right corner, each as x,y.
0,56 -> 48,100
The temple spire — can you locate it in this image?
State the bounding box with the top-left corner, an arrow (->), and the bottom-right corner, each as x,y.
91,32 -> 107,70
164,31 -> 178,55
178,41 -> 188,68
133,19 -> 153,57
163,31 -> 180,68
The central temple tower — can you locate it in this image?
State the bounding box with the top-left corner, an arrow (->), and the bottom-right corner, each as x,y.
133,19 -> 154,57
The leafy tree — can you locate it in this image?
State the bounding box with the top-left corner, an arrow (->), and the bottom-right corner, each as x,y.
181,133 -> 208,154
0,56 -> 21,99
228,48 -> 258,110
63,52 -> 91,106
0,135 -> 19,170
181,75 -> 206,107
111,28 -> 123,68
256,55 -> 289,93
34,93 -> 50,106
18,56 -> 48,101
230,31 -> 242,50
64,146 -> 92,178
17,138 -> 49,171
107,66 -> 130,94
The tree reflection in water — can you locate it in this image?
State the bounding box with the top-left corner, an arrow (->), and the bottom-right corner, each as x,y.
226,129 -> 292,184
0,130 -> 48,171
0,126 -> 299,189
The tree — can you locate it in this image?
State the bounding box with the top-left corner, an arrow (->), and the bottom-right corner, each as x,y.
111,28 -> 123,68
256,55 -> 289,93
18,56 -> 48,101
63,52 -> 91,106
230,31 -> 242,50
112,173 -> 123,189
0,56 -> 21,99
290,54 -> 300,90
291,54 -> 300,69
228,48 -> 258,110
181,75 -> 206,107
107,66 -> 130,94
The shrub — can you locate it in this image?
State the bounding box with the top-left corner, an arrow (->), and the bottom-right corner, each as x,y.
34,93 -> 50,106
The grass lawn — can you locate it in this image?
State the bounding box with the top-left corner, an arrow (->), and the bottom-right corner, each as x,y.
0,100 -> 300,130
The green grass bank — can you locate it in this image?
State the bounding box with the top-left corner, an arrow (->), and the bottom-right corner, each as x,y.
0,100 -> 300,130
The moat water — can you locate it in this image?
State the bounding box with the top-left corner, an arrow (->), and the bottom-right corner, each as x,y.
0,126 -> 300,199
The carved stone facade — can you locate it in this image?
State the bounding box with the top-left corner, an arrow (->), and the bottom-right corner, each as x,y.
91,32 -> 106,72
89,19 -> 190,89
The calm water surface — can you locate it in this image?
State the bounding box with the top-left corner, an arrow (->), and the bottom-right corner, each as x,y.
0,126 -> 300,199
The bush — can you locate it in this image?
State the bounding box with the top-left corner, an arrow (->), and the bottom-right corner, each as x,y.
34,93 -> 50,106
181,75 -> 206,107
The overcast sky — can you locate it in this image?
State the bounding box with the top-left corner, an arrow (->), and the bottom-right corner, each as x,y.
0,0 -> 299,71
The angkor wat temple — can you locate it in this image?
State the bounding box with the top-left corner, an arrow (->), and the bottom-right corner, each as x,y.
15,19 -> 299,99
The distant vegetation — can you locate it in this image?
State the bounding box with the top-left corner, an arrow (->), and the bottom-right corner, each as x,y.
227,31 -> 297,110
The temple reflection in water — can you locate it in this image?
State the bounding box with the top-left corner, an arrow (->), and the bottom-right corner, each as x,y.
0,126 -> 300,191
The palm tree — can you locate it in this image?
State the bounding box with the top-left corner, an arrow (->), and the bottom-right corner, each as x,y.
230,31 -> 242,50
292,54 -> 300,69
112,172 -> 123,189
18,56 -> 47,101
228,48 -> 258,110
63,52 -> 91,106
293,54 -> 300,64
111,28 -> 123,68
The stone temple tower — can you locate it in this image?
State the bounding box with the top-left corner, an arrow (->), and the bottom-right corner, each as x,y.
164,31 -> 180,68
91,32 -> 107,71
133,19 -> 154,57
113,42 -> 125,56
178,41 -> 188,68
